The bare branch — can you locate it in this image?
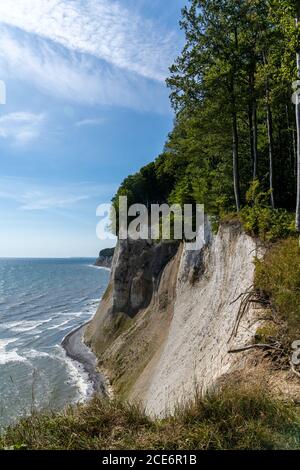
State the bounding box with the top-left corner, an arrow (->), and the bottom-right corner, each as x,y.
230,286 -> 253,305
228,343 -> 283,353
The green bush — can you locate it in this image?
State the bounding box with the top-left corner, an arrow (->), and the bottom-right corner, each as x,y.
239,180 -> 296,242
255,238 -> 300,339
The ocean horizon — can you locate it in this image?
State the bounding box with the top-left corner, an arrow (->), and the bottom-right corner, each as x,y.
0,258 -> 110,429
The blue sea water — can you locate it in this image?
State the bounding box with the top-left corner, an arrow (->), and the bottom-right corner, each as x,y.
0,258 -> 110,429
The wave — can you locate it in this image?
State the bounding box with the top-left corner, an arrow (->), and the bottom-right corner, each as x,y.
88,264 -> 111,271
47,319 -> 70,331
61,311 -> 89,318
54,346 -> 93,401
1,319 -> 52,334
0,258 -> 110,428
0,338 -> 27,365
23,349 -> 51,359
5,302 -> 44,314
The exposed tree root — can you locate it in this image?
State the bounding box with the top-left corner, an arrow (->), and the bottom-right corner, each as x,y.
228,287 -> 278,346
228,344 -> 283,354
229,286 -> 253,305
228,288 -> 255,344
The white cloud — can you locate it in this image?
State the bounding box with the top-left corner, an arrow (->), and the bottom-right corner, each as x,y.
0,177 -> 117,211
0,26 -> 170,112
0,111 -> 46,144
0,0 -> 178,82
19,193 -> 89,211
75,118 -> 106,127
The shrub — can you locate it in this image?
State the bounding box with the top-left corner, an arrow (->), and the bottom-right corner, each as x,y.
255,238 -> 300,339
239,181 -> 296,242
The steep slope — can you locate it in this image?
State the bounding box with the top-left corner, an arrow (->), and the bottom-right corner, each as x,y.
85,239 -> 181,398
142,222 -> 263,415
85,222 -> 266,416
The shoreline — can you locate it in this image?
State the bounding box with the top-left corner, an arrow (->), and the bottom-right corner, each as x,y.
62,322 -> 107,397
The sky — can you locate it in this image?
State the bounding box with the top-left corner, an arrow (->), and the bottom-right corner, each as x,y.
0,0 -> 186,258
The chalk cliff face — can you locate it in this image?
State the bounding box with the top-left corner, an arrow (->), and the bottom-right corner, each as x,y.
85,222 -> 265,416
111,239 -> 179,316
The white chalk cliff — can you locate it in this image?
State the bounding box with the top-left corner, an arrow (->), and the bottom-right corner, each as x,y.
85,221 -> 265,416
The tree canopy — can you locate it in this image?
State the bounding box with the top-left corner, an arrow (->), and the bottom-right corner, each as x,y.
112,0 -> 300,239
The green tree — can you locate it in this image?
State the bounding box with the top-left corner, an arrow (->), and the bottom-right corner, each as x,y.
296,0 -> 300,231
111,0 -> 298,240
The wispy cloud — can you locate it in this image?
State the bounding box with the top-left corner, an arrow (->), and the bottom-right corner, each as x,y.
0,177 -> 117,211
75,118 -> 106,128
0,0 -> 178,82
18,193 -> 89,211
0,26 -> 170,112
0,111 -> 46,145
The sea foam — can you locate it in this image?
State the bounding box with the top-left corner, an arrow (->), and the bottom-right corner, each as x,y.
0,338 -> 27,365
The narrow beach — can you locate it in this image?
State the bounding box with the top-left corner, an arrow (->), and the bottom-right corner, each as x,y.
62,323 -> 106,396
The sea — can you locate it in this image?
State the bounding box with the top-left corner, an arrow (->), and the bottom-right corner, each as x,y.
0,258 -> 110,429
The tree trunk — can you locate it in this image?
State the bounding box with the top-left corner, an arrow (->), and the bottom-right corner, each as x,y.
248,102 -> 254,172
249,68 -> 258,180
231,27 -> 241,213
285,105 -> 293,171
252,101 -> 258,180
266,99 -> 275,209
293,129 -> 297,177
263,51 -> 275,209
232,107 -> 241,212
296,1 -> 300,232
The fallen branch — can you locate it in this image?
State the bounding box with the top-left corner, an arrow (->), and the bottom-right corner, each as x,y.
228,343 -> 283,353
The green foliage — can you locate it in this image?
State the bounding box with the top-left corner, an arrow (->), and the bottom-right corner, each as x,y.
1,382 -> 300,450
239,181 -> 296,241
255,323 -> 280,344
111,0 -> 298,233
255,238 -> 300,338
240,207 -> 295,241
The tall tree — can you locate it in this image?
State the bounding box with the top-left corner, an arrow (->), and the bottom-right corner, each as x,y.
112,0 -> 300,237
266,95 -> 275,208
263,51 -> 276,208
296,0 -> 300,231
249,73 -> 259,180
230,23 -> 241,211
242,1 -> 261,180
167,0 -> 247,212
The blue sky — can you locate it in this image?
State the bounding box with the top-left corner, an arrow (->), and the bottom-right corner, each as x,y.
0,0 -> 186,257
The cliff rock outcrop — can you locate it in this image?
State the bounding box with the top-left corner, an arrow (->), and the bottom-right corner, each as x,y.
94,248 -> 115,269
85,222 -> 266,416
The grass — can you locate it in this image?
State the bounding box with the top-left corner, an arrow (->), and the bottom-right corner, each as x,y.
254,323 -> 280,344
3,222 -> 300,450
255,237 -> 300,341
1,382 -> 300,450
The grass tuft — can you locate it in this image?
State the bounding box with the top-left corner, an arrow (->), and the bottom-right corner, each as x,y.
255,238 -> 300,341
1,382 -> 300,450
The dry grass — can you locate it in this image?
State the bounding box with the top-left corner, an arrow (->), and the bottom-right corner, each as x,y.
1,382 -> 300,450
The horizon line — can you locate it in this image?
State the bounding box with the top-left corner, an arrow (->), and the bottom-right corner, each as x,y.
0,256 -> 97,260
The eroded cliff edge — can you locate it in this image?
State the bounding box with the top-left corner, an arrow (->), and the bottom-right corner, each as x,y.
85,221 -> 266,416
